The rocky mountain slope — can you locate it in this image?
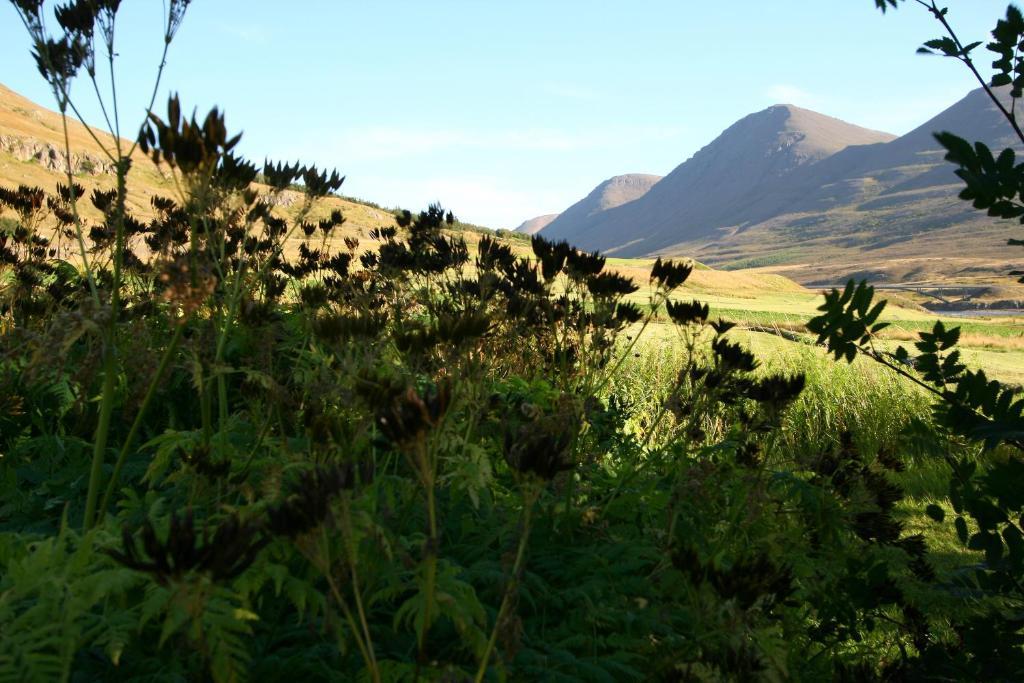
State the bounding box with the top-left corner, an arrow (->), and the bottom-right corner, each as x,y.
514,213 -> 559,235
536,89 -> 1023,289
539,173 -> 662,241
539,106 -> 894,253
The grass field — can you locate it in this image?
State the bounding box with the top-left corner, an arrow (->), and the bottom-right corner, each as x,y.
636,273 -> 1024,386
609,270 -> 1021,591
620,315 -> 997,580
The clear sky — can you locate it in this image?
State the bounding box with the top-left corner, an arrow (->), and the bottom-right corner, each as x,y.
0,1 -> 1012,228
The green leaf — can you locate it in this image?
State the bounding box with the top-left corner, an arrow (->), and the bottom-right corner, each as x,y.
935,132 -> 978,169
922,37 -> 960,56
955,516 -> 969,545
985,532 -> 1005,564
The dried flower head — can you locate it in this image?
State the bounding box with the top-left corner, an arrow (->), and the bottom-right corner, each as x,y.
157,254 -> 216,322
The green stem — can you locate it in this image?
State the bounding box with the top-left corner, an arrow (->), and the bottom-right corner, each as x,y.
57,112 -> 99,305
341,497 -> 381,683
111,167 -> 126,308
217,371 -> 229,435
199,361 -> 213,446
418,456 -> 439,667
126,38 -> 170,159
95,321 -> 186,524
87,69 -> 116,141
82,338 -> 117,531
83,85 -> 131,530
410,430 -> 440,682
475,485 -> 540,682
317,528 -> 375,679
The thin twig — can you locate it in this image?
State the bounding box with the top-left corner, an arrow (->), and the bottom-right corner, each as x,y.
916,0 -> 1024,145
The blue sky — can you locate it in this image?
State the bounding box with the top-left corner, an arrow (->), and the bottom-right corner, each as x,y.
0,1 -> 1011,228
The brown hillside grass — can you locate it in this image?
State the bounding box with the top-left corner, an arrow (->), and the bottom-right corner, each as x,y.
1,83 -> 397,243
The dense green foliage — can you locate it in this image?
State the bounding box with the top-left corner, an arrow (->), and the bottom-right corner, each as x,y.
2,0 -> 1024,681
809,1 -> 1024,678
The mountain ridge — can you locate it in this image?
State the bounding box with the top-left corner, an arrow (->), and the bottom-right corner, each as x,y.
539,104 -> 896,254
514,213 -> 559,235
540,172 -> 662,240
535,89 -> 1023,288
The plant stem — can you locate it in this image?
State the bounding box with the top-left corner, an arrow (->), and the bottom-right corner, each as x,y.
84,42 -> 130,530
217,370 -> 229,435
126,38 -> 170,159
321,551 -> 375,677
58,113 -> 100,305
341,497 -> 381,683
474,485 -> 540,682
88,72 -> 116,141
95,321 -> 186,524
199,361 -> 213,446
82,339 -> 117,531
411,432 -> 440,680
418,458 -> 439,664
917,0 -> 1024,145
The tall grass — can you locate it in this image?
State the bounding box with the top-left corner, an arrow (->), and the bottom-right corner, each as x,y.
614,325 -> 935,461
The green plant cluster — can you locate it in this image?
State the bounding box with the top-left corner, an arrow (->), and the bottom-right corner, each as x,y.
1,146 -> 974,678
805,1 -> 1024,677
2,0 -> 1024,681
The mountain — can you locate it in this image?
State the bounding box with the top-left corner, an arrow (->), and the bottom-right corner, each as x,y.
0,82 -> 397,235
514,213 -> 559,235
678,87 -> 1022,285
540,173 -> 661,240
539,106 -> 894,252
537,89 -> 1024,288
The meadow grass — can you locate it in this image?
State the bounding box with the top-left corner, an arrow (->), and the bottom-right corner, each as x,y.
621,322 -> 934,459
622,320 -> 986,577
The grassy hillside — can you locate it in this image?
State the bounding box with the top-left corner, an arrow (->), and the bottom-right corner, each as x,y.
0,82 -> 398,245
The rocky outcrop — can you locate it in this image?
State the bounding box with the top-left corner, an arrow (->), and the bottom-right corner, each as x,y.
0,134 -> 114,176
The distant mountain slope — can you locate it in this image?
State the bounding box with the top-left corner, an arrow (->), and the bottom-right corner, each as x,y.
666,87 -> 1023,285
537,89 -> 1024,289
539,106 -> 894,253
0,82 -> 396,235
514,213 -> 559,235
540,173 -> 661,241
710,87 -> 1017,233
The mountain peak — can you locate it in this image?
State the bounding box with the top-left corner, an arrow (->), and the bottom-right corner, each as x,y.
537,103 -> 896,252
737,103 -> 896,151
590,173 -> 663,210
531,85 -> 1022,285
538,173 -> 661,239
514,213 -> 559,235
765,103 -> 801,112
